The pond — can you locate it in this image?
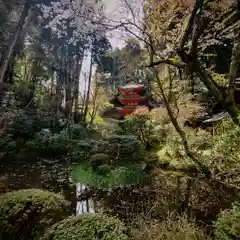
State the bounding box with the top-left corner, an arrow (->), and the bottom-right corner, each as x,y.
0,159 -> 158,220
1,158 -> 232,230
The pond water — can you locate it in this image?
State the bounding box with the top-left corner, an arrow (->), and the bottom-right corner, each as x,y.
0,159 -> 78,213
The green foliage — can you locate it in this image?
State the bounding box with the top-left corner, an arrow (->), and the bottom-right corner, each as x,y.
89,153 -> 110,169
211,72 -> 228,86
98,37 -> 143,88
11,126 -> 92,162
0,189 -> 70,240
214,202 -> 240,240
41,213 -> 130,240
89,135 -> 144,163
10,109 -> 39,139
0,134 -> 16,155
22,132 -> 79,159
72,163 -> 147,188
214,125 -> 240,157
110,165 -> 147,186
116,112 -> 166,150
67,124 -> 88,139
0,108 -> 65,139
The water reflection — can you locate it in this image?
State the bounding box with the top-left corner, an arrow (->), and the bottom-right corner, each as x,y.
76,183 -> 95,214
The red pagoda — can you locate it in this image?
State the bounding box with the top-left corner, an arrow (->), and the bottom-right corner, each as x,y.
101,84 -> 161,120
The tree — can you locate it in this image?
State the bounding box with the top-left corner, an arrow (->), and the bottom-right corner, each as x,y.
0,0 -> 30,87
143,0 -> 240,124
39,0 -> 109,123
97,37 -> 144,90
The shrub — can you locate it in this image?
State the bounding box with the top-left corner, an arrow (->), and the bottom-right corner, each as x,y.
0,134 -> 17,161
41,213 -> 130,240
115,111 -> 167,150
105,135 -> 144,161
133,213 -> 211,240
213,125 -> 240,166
89,153 -> 110,169
0,189 -> 70,240
23,132 -> 83,159
11,109 -> 39,139
214,202 -> 240,240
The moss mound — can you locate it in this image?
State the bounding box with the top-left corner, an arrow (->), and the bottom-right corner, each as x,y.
214,202 -> 240,240
0,189 -> 70,240
41,213 -> 130,240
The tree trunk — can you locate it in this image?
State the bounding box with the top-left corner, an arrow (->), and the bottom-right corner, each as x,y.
54,48 -> 64,118
50,71 -> 54,95
74,47 -> 84,123
185,57 -> 240,125
83,54 -> 93,122
26,58 -> 40,107
0,1 -> 30,87
176,0 -> 240,125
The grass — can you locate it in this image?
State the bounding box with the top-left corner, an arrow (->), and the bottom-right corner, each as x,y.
71,163 -> 147,188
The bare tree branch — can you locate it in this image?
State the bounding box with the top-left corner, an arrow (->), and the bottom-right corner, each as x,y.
123,0 -> 136,24
146,58 -> 186,68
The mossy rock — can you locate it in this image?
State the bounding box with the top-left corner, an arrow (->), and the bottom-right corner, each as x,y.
89,153 -> 110,169
0,189 -> 70,240
214,202 -> 240,240
41,213 -> 130,240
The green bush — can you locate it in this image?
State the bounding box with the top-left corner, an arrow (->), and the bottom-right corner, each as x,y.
11,109 -> 39,139
214,202 -> 240,240
89,153 -> 110,169
41,213 -> 130,240
0,189 -> 70,240
105,135 -> 144,161
67,124 -> 88,139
